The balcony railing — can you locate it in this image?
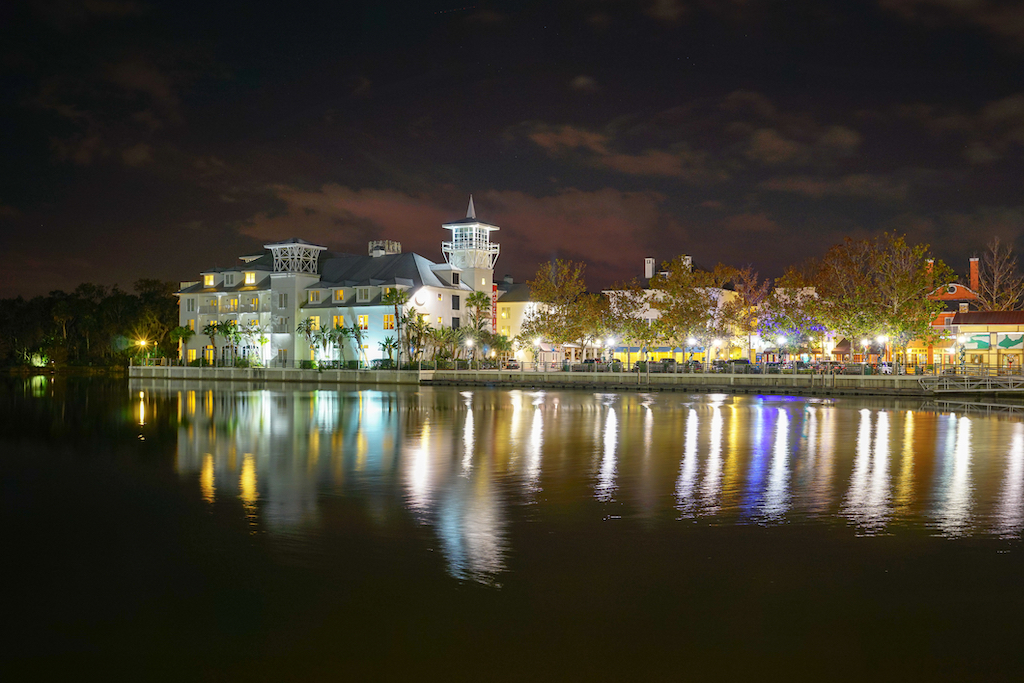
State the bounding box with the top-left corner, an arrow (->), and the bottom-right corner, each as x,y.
198,305 -> 218,314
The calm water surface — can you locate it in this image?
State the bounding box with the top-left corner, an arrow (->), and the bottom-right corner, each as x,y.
3,376 -> 1024,681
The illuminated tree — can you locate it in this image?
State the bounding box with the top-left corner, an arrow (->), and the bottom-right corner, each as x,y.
202,321 -> 221,365
466,290 -> 493,334
721,265 -> 771,361
606,278 -> 658,367
524,259 -> 589,350
649,257 -> 737,359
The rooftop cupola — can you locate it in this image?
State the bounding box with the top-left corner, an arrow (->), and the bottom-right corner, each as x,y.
264,238 -> 327,274
441,195 -> 500,272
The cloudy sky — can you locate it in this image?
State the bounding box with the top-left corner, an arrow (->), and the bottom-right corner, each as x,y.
2,0 -> 1023,297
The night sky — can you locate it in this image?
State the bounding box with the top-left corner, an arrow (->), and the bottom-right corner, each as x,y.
2,0 -> 1023,298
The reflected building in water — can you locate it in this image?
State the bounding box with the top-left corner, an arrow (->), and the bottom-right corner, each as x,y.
139,381 -> 1024,583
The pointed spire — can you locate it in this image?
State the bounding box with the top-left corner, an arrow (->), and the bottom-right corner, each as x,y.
467,194 -> 476,220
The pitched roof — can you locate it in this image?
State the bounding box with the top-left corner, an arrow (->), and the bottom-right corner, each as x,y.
497,282 -> 532,303
318,251 -> 454,289
952,311 -> 1024,325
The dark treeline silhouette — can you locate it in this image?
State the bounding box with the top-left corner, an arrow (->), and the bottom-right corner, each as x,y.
0,280 -> 178,367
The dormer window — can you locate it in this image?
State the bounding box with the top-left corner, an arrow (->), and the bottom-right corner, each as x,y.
244,272 -> 256,285
225,273 -> 235,286
947,285 -> 957,294
334,289 -> 343,301
357,288 -> 371,302
309,290 -> 321,303
204,275 -> 215,287
451,273 -> 460,285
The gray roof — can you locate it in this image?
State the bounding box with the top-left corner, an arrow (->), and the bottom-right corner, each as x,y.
185,245 -> 459,292
318,252 -> 454,289
497,282 -> 533,303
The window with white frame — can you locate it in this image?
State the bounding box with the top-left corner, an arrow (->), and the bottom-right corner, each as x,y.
204,274 -> 215,287
357,288 -> 371,302
278,293 -> 288,309
244,272 -> 256,285
225,273 -> 235,286
186,298 -> 196,312
309,290 -> 320,303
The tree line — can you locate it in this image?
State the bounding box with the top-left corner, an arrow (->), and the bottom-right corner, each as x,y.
521,234 -> 1024,363
0,280 -> 179,367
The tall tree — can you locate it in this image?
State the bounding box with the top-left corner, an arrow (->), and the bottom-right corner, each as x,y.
810,234 -> 951,362
976,236 -> 1024,311
649,257 -> 737,360
466,290 -> 493,334
524,259 -> 589,350
606,278 -> 659,367
721,266 -> 771,361
381,287 -> 410,364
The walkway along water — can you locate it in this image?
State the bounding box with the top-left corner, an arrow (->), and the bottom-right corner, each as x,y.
129,364 -> 950,397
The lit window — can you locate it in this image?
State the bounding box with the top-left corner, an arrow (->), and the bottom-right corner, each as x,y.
250,297 -> 258,307
309,290 -> 320,303
204,275 -> 214,287
310,316 -> 320,331
244,272 -> 255,285
187,349 -> 197,362
482,278 -> 486,286
437,317 -> 442,326
334,289 -> 343,301
437,293 -> 443,301
420,314 -> 429,324
384,314 -> 395,330
500,307 -> 508,319
188,319 -> 195,331
358,315 -> 368,330
227,298 -> 238,311
332,315 -> 344,328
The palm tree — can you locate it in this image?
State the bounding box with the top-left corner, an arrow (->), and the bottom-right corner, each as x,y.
349,316 -> 368,367
381,288 -> 410,365
169,325 -> 195,364
379,336 -> 398,364
296,317 -> 317,363
466,290 -> 492,334
333,324 -> 352,364
202,321 -> 220,366
221,320 -> 240,364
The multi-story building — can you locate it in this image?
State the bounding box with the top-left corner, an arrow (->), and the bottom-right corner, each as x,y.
176,199 -> 505,366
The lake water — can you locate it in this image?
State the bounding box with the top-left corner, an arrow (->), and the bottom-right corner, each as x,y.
4,376 -> 1024,681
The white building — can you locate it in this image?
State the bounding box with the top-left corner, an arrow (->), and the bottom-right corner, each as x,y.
176,198 -> 509,366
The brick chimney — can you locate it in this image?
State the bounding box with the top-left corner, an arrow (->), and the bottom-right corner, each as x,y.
969,257 -> 979,292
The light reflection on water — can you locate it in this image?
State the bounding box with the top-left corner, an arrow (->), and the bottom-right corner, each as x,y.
153,384 -> 1024,584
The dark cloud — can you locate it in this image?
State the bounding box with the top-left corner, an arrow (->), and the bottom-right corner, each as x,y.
2,0 -> 1023,296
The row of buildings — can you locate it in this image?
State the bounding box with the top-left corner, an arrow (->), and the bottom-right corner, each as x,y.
177,198 -> 536,367
175,197 -> 1024,369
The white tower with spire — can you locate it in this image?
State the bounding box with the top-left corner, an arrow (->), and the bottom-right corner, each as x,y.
441,195 -> 500,293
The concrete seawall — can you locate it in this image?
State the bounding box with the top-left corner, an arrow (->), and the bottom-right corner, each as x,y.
130,365 -> 930,396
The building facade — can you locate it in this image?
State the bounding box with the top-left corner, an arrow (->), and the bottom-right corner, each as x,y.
176,200 -> 507,366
